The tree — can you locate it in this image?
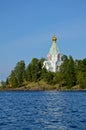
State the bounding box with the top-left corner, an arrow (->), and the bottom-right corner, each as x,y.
26,58 -> 42,82
76,71 -> 86,89
44,71 -> 54,84
76,58 -> 86,88
66,56 -> 76,88
9,71 -> 18,87
5,78 -> 9,86
60,55 -> 69,86
53,72 -> 63,87
9,60 -> 25,87
60,55 -> 76,88
26,63 -> 32,81
14,60 -> 25,86
41,67 -> 47,80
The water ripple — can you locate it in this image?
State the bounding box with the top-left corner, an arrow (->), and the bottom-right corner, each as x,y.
0,91 -> 86,130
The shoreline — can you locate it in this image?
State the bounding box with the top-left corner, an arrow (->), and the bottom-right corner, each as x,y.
0,81 -> 86,91
0,86 -> 86,92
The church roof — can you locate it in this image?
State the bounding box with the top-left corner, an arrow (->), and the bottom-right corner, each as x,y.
49,38 -> 60,55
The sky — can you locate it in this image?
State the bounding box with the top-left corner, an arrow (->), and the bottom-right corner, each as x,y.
0,0 -> 86,80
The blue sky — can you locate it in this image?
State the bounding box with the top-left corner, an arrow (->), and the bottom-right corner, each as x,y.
0,0 -> 86,80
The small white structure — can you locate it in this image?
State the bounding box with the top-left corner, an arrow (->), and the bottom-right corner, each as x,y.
43,35 -> 63,72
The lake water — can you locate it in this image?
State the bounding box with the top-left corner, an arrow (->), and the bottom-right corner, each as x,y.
0,91 -> 86,130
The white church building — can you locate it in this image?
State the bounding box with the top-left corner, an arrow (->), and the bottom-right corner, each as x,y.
43,35 -> 63,72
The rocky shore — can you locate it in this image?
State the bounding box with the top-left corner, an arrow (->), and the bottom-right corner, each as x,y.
0,81 -> 86,91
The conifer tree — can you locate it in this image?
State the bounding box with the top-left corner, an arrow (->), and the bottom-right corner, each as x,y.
60,55 -> 76,88
9,60 -> 25,87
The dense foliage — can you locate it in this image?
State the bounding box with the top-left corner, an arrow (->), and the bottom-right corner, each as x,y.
5,56 -> 86,89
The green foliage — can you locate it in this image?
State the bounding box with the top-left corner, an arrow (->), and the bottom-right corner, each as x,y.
5,78 -> 9,85
60,55 -> 76,88
26,63 -> 32,81
53,72 -> 63,86
26,58 -> 45,82
9,71 -> 18,87
5,56 -> 86,89
44,71 -> 54,84
75,58 -> 86,89
9,60 -> 25,87
14,60 -> 25,85
66,56 -> 76,88
76,71 -> 86,89
41,67 -> 47,80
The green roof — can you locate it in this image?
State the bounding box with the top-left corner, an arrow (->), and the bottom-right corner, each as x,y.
49,41 -> 59,55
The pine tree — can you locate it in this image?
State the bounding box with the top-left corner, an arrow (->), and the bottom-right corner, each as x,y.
9,60 -> 25,87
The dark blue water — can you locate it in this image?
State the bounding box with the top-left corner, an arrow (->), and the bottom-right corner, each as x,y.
0,91 -> 86,130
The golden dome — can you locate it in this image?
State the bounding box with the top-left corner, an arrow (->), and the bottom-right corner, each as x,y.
52,35 -> 57,42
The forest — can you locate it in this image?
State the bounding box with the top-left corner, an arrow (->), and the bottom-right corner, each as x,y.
4,55 -> 86,90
